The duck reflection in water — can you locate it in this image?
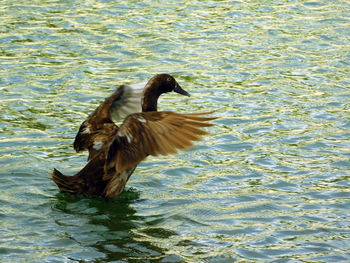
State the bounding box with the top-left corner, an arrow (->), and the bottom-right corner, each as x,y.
52,74 -> 216,199
52,191 -> 176,261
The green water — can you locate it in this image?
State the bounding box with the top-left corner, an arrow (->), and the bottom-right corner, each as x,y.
1,0 -> 350,262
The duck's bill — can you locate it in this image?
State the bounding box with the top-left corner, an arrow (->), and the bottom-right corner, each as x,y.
174,83 -> 190,97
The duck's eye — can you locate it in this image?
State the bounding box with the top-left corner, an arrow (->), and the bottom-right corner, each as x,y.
167,77 -> 172,82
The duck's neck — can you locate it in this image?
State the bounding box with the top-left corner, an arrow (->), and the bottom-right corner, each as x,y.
141,85 -> 162,112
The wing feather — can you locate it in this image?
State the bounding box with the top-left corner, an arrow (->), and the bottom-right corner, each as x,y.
171,130 -> 193,147
106,111 -> 217,172
73,82 -> 146,159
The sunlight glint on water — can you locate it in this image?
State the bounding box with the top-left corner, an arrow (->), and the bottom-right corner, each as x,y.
0,0 -> 349,262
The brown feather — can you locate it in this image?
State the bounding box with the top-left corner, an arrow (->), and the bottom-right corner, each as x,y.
105,110 -> 216,175
163,133 -> 188,150
177,128 -> 201,141
171,130 -> 194,147
152,134 -> 171,156
155,133 -> 178,155
183,120 -> 215,127
52,153 -> 108,196
181,124 -> 209,136
142,127 -> 160,156
104,165 -> 137,198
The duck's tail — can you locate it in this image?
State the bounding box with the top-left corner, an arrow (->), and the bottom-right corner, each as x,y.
51,153 -> 109,197
51,168 -> 82,194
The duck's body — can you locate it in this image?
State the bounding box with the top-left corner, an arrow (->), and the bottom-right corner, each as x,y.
52,74 -> 215,199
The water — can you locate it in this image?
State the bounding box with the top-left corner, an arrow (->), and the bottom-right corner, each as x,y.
1,0 -> 350,262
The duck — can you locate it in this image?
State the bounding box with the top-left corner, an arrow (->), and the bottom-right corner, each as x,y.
52,74 -> 216,199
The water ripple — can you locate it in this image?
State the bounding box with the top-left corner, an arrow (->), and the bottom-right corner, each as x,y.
1,0 -> 350,262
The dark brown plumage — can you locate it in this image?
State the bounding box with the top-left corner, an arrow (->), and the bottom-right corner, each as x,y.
52,74 -> 216,199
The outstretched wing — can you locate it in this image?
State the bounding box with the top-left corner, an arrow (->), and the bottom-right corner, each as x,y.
105,111 -> 217,174
73,82 -> 146,160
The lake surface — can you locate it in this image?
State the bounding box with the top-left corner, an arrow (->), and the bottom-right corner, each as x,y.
1,0 -> 350,262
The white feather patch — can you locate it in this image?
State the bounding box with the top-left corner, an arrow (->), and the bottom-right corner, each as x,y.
110,82 -> 145,123
137,117 -> 147,123
126,133 -> 132,143
129,81 -> 148,90
93,141 -> 103,150
120,170 -> 129,182
81,127 -> 90,134
117,130 -> 133,144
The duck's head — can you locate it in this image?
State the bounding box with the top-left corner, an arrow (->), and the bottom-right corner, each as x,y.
148,74 -> 190,96
142,74 -> 190,112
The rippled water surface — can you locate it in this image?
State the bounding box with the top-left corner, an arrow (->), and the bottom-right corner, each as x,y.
1,0 -> 350,262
